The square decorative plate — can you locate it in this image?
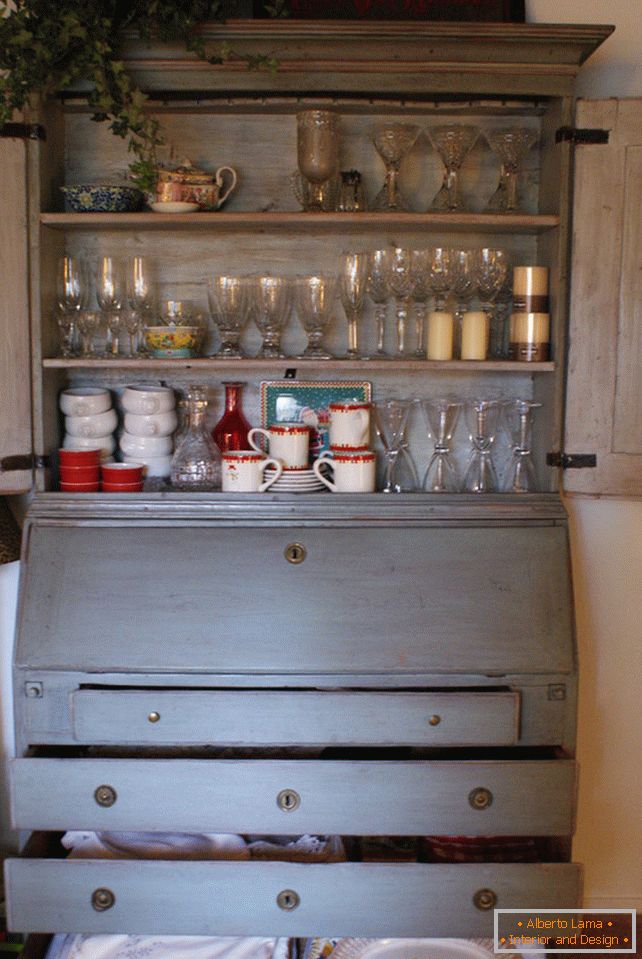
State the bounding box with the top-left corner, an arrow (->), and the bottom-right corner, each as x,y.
261,380 -> 371,462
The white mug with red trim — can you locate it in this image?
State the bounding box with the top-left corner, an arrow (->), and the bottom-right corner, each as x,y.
248,423 -> 310,470
328,401 -> 371,452
313,450 -> 376,492
221,451 -> 283,492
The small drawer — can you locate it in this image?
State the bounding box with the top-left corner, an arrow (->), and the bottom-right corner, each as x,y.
4,857 -> 582,937
10,758 -> 576,835
71,689 -> 520,747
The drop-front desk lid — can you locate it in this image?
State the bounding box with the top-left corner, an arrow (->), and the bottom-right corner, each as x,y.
16,494 -> 574,677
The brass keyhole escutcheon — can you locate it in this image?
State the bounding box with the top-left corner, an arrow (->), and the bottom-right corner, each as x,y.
428,714 -> 441,726
91,887 -> 116,912
469,787 -> 493,810
94,785 -> 117,807
473,888 -> 497,911
277,789 -> 301,812
277,889 -> 300,911
284,543 -> 306,564
148,711 -> 161,723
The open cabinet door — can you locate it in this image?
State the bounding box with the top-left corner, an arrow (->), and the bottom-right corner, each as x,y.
564,98 -> 641,496
0,133 -> 33,494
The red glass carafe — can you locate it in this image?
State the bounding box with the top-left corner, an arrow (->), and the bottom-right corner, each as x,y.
212,381 -> 251,451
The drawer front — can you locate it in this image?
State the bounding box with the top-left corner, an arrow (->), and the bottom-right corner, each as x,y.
4,859 -> 582,937
72,689 -> 519,746
11,759 -> 576,835
18,525 -> 573,675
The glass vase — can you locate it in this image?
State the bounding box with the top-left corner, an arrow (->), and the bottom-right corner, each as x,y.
212,381 -> 251,452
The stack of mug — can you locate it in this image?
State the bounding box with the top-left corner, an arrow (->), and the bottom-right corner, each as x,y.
60,387 -> 117,460
313,400 -> 376,493
119,386 -> 177,478
509,266 -> 551,362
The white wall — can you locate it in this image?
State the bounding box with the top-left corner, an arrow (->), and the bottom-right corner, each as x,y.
527,0 -> 642,909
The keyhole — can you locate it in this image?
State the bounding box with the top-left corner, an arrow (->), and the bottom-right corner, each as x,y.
277,788 -> 301,811
285,543 -> 306,564
469,787 -> 493,810
276,889 -> 300,911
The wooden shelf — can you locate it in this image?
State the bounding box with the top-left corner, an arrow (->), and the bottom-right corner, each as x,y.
40,211 -> 560,234
43,357 -> 555,373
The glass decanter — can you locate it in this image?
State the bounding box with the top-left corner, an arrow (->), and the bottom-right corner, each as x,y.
170,386 -> 221,491
212,381 -> 251,452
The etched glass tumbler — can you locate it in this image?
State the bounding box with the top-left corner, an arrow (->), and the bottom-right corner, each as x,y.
296,110 -> 339,213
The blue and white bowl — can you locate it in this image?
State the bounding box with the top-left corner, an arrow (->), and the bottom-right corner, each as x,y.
61,184 -> 143,213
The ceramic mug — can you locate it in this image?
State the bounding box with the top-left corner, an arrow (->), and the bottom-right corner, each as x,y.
313,450 -> 376,492
121,385 -> 175,415
187,167 -> 238,211
65,408 -> 118,438
329,401 -> 371,451
248,423 -> 309,470
123,410 -> 178,437
221,451 -> 283,492
59,387 -> 111,417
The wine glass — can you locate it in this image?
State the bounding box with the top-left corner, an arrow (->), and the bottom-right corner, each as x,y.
95,256 -> 124,356
296,109 -> 339,213
371,123 -> 420,212
126,255 -> 155,355
408,250 -> 431,359
372,398 -> 418,493
251,274 -> 291,359
367,249 -> 391,358
472,248 -> 510,358
426,246 -> 453,311
294,274 -> 337,359
385,247 -> 414,357
463,398 -> 500,493
426,125 -> 479,212
338,252 -> 369,359
502,398 -> 542,492
55,309 -> 76,358
207,274 -> 250,358
76,310 -> 99,357
419,398 -> 462,492
450,248 -> 476,356
484,127 -> 538,213
57,256 -> 88,314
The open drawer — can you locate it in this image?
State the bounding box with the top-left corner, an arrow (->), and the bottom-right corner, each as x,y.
4,857 -> 582,937
10,758 -> 576,835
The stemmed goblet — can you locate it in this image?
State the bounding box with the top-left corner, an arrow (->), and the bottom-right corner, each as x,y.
207,274 -> 250,358
426,125 -> 479,212
367,249 -> 391,358
373,398 -> 418,493
296,109 -> 339,213
419,398 -> 462,492
56,255 -> 89,356
295,274 -> 337,359
251,275 -> 291,359
410,249 -> 431,359
126,255 -> 155,356
95,256 -> 124,356
426,246 -> 453,311
463,398 -> 500,493
76,310 -> 99,358
472,248 -> 510,358
385,247 -> 414,357
371,123 -> 420,212
484,127 -> 538,213
338,252 -> 369,359
502,398 -> 542,493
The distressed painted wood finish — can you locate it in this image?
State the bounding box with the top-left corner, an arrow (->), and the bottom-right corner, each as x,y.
564,99 -> 642,497
70,689 -> 519,746
17,524 -> 574,675
5,859 -> 582,937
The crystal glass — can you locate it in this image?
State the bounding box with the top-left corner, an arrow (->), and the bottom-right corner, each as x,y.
502,398 -> 542,493
385,247 -> 414,357
427,125 -> 479,212
55,308 -> 76,358
338,252 -> 369,359
207,274 -> 250,358
484,127 -> 538,213
126,255 -> 155,356
373,398 -> 418,493
212,381 -> 251,452
426,246 -> 453,311
95,256 -> 124,356
463,398 -> 500,493
170,386 -> 221,491
76,310 -> 99,357
419,398 -> 462,492
450,248 -> 476,318
296,110 -> 339,213
371,123 -> 420,212
251,274 -> 291,359
57,256 -> 88,314
367,249 -> 391,358
294,274 -> 337,359
409,249 -> 431,359
472,248 -> 510,358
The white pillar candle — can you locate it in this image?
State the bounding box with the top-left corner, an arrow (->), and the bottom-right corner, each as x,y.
427,311 -> 454,360
460,311 -> 489,360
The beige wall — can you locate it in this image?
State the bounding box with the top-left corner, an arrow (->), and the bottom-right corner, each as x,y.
527,0 -> 642,909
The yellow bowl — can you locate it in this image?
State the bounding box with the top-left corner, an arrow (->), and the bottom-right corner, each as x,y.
144,326 -> 201,358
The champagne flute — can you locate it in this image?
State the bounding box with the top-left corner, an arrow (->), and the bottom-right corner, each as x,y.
338,252 -> 369,359
95,256 -> 124,356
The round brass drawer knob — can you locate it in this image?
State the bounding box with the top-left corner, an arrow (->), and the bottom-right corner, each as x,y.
428,714 -> 441,726
469,787 -> 493,810
284,543 -> 306,564
276,889 -> 300,911
148,711 -> 161,723
277,789 -> 301,812
473,888 -> 497,911
94,785 -> 117,807
91,887 -> 116,912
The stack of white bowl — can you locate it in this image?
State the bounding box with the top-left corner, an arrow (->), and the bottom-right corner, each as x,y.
119,386 -> 177,478
60,387 -> 117,460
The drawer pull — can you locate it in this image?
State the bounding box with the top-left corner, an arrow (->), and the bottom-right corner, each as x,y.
91,888 -> 115,912
428,714 -> 441,726
148,712 -> 161,723
284,543 -> 306,564
277,789 -> 301,812
473,888 -> 497,911
94,785 -> 117,807
469,787 -> 493,810
276,889 -> 300,911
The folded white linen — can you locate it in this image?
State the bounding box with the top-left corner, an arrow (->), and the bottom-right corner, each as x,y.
61,831 -> 250,860
46,936 -> 291,959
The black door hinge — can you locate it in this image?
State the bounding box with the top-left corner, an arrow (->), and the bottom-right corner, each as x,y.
547,452 -> 597,469
555,126 -> 609,145
0,454 -> 49,472
0,122 -> 46,141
